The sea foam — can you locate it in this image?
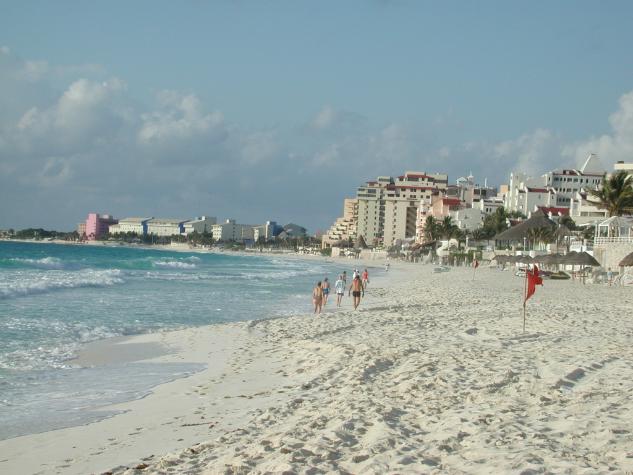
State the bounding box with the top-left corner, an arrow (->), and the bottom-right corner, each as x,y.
153,260 -> 197,269
10,257 -> 64,269
0,269 -> 124,300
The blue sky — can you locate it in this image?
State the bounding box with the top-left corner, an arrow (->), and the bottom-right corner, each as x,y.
2,1 -> 633,231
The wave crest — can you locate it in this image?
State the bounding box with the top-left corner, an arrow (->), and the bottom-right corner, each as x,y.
153,260 -> 196,269
0,269 -> 124,300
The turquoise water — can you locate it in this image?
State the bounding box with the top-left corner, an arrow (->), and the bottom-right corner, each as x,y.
0,241 -> 343,439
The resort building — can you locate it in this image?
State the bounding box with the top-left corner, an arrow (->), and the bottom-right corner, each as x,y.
108,217 -> 153,236
77,222 -> 86,238
450,207 -> 485,231
84,213 -> 118,240
614,160 -> 633,176
321,199 -> 358,248
278,223 -> 308,239
569,191 -> 608,224
183,216 -> 217,235
211,219 -> 255,242
474,196 -> 505,215
146,219 -> 188,237
593,216 -> 633,270
355,171 -> 448,247
253,221 -> 283,242
415,194 -> 463,242
504,155 -> 605,215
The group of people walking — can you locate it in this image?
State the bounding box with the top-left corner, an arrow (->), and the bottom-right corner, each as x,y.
312,268 -> 369,314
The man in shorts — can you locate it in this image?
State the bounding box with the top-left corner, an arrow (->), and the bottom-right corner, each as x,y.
348,274 -> 364,310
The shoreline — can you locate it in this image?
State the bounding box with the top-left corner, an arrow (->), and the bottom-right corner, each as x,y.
0,260 -> 407,474
3,260 -> 631,473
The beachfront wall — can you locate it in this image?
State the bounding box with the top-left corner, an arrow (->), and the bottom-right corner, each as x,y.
593,241 -> 633,272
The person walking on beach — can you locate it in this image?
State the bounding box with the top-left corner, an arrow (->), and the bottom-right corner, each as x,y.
312,281 -> 324,314
322,277 -> 330,306
334,274 -> 345,307
361,268 -> 369,290
348,274 -> 364,310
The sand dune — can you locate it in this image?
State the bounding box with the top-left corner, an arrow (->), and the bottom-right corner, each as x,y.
2,263 -> 633,474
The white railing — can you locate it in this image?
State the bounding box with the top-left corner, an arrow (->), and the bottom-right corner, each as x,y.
594,236 -> 633,244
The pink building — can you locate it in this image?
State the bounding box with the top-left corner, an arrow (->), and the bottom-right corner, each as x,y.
85,213 -> 118,240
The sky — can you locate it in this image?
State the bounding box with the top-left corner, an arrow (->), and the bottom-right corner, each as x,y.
2,1 -> 633,232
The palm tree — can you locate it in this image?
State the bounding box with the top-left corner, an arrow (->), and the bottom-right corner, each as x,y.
588,170 -> 633,216
526,226 -> 553,251
439,216 -> 460,239
424,216 -> 441,242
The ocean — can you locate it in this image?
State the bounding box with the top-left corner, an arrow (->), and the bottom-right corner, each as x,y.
0,241 -> 345,440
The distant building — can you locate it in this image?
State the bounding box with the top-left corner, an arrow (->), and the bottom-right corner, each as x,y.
77,222 -> 86,238
85,213 -> 118,240
282,223 -> 307,238
353,171 -> 448,247
321,199 -> 358,248
211,219 -> 255,242
569,191 -> 608,224
108,217 -> 153,236
147,218 -> 188,237
183,216 -> 217,235
614,160 -> 633,176
504,155 -> 605,216
253,221 -> 283,242
593,216 -> 633,270
450,207 -> 485,231
473,196 -> 505,215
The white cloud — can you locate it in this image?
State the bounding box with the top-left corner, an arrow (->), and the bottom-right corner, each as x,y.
3,46 -> 633,232
239,131 -> 279,165
313,144 -> 340,165
563,90 -> 633,168
138,91 -> 225,145
311,105 -> 336,129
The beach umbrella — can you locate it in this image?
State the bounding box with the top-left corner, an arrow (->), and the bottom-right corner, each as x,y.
517,255 -> 533,264
533,254 -> 550,264
493,254 -> 507,263
620,251 -> 633,267
494,210 -> 556,242
560,251 -> 579,264
574,252 -> 600,267
550,253 -> 566,264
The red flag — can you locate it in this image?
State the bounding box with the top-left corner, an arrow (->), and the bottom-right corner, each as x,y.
525,265 -> 543,303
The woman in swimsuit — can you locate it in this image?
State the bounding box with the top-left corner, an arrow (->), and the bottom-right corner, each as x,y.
322,277 -> 330,306
312,281 -> 324,314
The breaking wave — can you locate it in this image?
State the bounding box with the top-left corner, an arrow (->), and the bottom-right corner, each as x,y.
9,257 -> 64,269
153,260 -> 197,269
0,269 -> 124,300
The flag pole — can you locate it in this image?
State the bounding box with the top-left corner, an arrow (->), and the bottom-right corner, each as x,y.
522,264 -> 528,333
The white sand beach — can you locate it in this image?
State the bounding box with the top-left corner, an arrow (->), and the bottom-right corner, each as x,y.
2,262 -> 633,474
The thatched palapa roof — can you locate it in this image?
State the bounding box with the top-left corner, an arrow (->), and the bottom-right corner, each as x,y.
619,251 -> 633,267
494,210 -> 556,242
